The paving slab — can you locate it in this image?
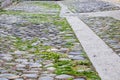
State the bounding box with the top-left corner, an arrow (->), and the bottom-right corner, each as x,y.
58,2 -> 120,80
77,10 -> 120,20
62,0 -> 120,20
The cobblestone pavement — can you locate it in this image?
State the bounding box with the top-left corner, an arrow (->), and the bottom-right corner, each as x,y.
0,1 -> 100,80
59,1 -> 120,80
63,0 -> 120,13
5,1 -> 59,14
81,17 -> 120,56
63,0 -> 120,56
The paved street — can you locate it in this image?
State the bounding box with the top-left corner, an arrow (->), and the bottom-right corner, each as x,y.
60,0 -> 120,80
0,0 -> 120,80
0,1 -> 100,80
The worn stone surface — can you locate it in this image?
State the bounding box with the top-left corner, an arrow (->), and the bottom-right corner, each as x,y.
38,76 -> 54,80
0,78 -> 8,80
22,74 -> 38,79
63,0 -> 120,13
0,74 -> 18,79
81,17 -> 120,56
74,78 -> 85,80
0,1 -> 100,80
58,1 -> 120,80
55,74 -> 74,79
5,1 -> 59,14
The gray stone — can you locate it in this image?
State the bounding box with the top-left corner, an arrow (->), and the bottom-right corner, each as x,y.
48,48 -> 59,52
0,54 -> 12,57
59,58 -> 71,61
45,63 -> 54,68
16,64 -> 26,68
24,54 -> 35,59
59,48 -> 69,53
39,76 -> 54,80
69,51 -> 83,55
65,39 -> 76,42
112,45 -> 120,49
77,70 -> 85,73
71,55 -> 85,60
4,63 -> 16,66
23,71 -> 39,74
68,55 -> 74,58
0,70 -> 8,74
2,56 -> 13,61
65,34 -> 73,37
31,41 -> 40,46
29,63 -> 42,68
43,60 -> 53,65
40,74 -> 56,77
115,49 -> 120,53
72,43 -> 83,51
0,74 -> 18,79
106,40 -> 118,44
55,74 -> 74,79
22,74 -> 38,79
15,78 -> 24,80
16,68 -> 26,72
30,68 -> 42,71
47,67 -> 56,73
0,78 -> 8,80
15,59 -> 28,63
41,71 -> 49,74
74,78 -> 85,80
118,54 -> 120,56
67,0 -> 120,12
114,35 -> 120,39
14,50 -> 26,55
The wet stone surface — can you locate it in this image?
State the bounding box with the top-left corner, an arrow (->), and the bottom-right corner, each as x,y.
63,0 -> 120,13
81,17 -> 120,56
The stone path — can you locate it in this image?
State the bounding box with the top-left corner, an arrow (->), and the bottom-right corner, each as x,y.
0,1 -> 100,80
81,17 -> 120,56
77,10 -> 120,20
62,0 -> 120,56
58,1 -> 120,80
63,0 -> 120,13
101,0 -> 120,4
5,1 -> 59,15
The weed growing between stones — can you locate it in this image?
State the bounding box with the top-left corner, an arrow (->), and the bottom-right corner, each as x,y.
13,38 -> 52,52
81,17 -> 120,56
54,60 -> 100,80
21,13 -> 59,24
38,51 -> 67,62
32,1 -> 60,9
7,31 -> 100,80
0,10 -> 23,15
0,36 -> 15,53
0,1 -> 101,80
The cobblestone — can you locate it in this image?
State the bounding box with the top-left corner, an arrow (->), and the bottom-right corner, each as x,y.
81,17 -> 120,56
0,1 -> 100,80
63,0 -> 120,13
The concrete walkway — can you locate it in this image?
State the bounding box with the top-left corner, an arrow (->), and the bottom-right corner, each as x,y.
58,2 -> 120,80
77,10 -> 120,20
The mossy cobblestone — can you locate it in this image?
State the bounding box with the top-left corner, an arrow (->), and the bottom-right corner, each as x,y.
0,1 -> 100,80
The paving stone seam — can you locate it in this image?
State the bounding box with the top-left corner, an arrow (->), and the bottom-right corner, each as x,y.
58,1 -> 120,80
